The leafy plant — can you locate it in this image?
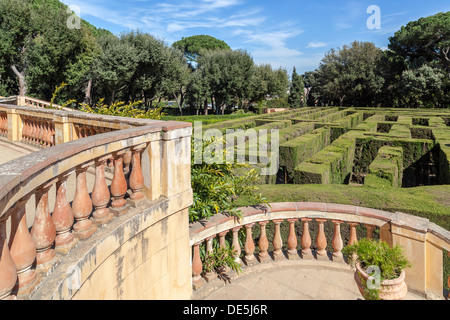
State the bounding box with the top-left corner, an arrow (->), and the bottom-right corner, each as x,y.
190,137 -> 267,223
80,98 -> 164,120
201,240 -> 242,276
343,238 -> 411,300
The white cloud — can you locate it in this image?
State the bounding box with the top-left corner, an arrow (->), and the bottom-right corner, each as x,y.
307,41 -> 327,48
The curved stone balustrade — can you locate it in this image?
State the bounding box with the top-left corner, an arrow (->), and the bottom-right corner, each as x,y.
0,103 -> 161,148
0,105 -> 193,300
189,202 -> 450,300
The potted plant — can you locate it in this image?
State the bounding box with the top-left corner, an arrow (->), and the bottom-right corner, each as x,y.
343,238 -> 411,300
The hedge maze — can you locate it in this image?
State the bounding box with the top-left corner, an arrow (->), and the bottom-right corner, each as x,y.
201,107 -> 450,189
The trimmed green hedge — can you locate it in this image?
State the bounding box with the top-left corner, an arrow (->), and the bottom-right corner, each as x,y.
293,131 -> 360,184
279,127 -> 332,181
365,146 -> 404,188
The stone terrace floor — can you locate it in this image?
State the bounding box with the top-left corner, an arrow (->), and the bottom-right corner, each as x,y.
192,258 -> 426,300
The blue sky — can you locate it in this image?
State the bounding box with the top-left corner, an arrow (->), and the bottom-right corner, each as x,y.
61,0 -> 450,74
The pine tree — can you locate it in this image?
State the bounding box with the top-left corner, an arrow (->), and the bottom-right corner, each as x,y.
288,67 -> 305,108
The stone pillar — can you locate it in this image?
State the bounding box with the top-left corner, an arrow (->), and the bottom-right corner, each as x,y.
110,151 -> 129,216
331,220 -> 344,262
91,157 -> 114,225
257,221 -> 270,263
204,236 -> 217,282
53,173 -> 78,254
231,227 -> 242,264
0,217 -> 17,300
348,222 -> 359,246
301,218 -> 313,259
243,224 -> 256,266
316,219 -> 328,261
8,197 -> 39,297
287,219 -> 299,260
272,220 -> 284,261
390,213 -> 429,297
6,108 -> 21,142
72,163 -> 97,240
192,242 -> 204,290
128,145 -> 146,206
365,224 -> 375,239
31,181 -> 57,273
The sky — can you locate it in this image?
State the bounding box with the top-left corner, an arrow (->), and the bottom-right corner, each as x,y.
61,0 -> 450,75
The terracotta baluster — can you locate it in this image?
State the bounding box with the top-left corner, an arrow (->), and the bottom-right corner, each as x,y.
231,227 -> 242,264
110,151 -> 128,215
316,219 -> 328,261
50,124 -> 55,146
30,120 -> 37,143
31,181 -> 57,272
128,146 -> 145,204
287,219 -> 299,259
123,150 -> 132,174
38,120 -> 45,145
243,224 -> 256,265
192,242 -> 203,290
21,117 -> 28,141
272,220 -> 284,261
25,118 -> 31,141
331,220 -> 344,262
41,121 -> 49,147
218,231 -> 228,249
8,197 -> 39,297
348,222 -> 359,246
301,218 -> 313,259
258,221 -> 270,263
204,236 -> 217,282
91,157 -> 114,225
53,173 -> 77,254
0,216 -> 18,300
72,163 -> 97,240
365,224 -> 375,239
45,121 -> 52,147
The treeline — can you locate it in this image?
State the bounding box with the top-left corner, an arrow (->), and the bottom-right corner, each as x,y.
1,1 -> 448,111
304,12 -> 450,108
0,0 -> 289,115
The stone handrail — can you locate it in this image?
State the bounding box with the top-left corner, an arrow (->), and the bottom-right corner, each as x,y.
0,103 -> 162,147
0,105 -> 193,300
189,202 -> 450,300
0,96 -> 67,110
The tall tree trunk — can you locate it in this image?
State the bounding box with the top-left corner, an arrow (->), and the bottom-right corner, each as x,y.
173,92 -> 183,116
84,78 -> 93,105
203,100 -> 208,115
11,65 -> 27,96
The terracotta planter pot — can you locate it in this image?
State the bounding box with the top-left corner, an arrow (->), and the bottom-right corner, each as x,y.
355,262 -> 408,300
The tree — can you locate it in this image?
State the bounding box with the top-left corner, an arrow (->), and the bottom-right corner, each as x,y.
160,47 -> 191,115
315,41 -> 384,107
249,64 -> 289,105
288,67 -> 305,108
388,12 -> 450,72
198,49 -> 254,114
398,64 -> 446,108
0,0 -> 35,95
172,35 -> 231,65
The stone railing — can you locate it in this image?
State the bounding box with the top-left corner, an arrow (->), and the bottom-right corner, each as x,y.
0,104 -> 161,148
189,202 -> 450,300
0,105 -> 193,300
0,96 -> 66,110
